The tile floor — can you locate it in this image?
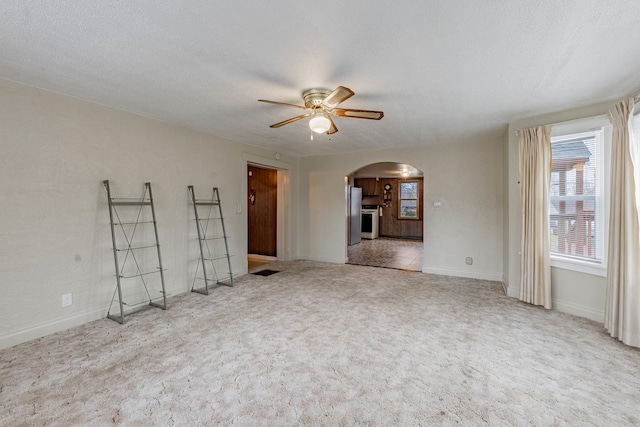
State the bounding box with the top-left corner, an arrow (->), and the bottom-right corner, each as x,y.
347,237 -> 423,271
249,238 -> 423,273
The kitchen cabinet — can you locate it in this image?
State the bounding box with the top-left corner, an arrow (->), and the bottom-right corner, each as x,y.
355,178 -> 378,196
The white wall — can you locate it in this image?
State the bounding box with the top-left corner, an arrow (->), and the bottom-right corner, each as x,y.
298,137 -> 504,281
0,79 -> 297,348
505,100 -> 616,322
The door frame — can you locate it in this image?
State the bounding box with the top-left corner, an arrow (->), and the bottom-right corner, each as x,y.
242,153 -> 294,272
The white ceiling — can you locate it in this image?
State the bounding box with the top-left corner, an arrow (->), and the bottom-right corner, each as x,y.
2,1 -> 640,157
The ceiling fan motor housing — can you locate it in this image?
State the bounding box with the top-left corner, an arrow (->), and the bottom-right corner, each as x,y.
302,88 -> 332,109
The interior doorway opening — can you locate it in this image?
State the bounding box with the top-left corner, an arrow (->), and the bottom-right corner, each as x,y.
244,155 -> 293,274
248,164 -> 277,271
346,162 -> 424,271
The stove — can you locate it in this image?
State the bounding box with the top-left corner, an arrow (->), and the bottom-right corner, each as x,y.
361,205 -> 379,239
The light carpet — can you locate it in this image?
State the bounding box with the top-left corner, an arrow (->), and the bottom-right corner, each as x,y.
1,260 -> 639,426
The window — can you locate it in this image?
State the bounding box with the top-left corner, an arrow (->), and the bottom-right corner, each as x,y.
399,181 -> 419,219
549,124 -> 607,275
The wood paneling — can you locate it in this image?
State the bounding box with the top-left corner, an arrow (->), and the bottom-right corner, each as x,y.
359,179 -> 379,197
355,178 -> 381,205
248,165 -> 277,256
354,177 -> 423,240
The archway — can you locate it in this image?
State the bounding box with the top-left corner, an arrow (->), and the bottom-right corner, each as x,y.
345,162 -> 424,271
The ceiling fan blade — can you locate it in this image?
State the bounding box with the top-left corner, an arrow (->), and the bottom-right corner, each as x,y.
321,86 -> 355,109
270,113 -> 311,128
332,108 -> 384,120
326,115 -> 338,135
258,99 -> 308,110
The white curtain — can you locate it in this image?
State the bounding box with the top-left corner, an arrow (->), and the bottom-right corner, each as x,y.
605,99 -> 640,348
519,126 -> 552,309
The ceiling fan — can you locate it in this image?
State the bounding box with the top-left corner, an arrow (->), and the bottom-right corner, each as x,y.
258,86 -> 384,135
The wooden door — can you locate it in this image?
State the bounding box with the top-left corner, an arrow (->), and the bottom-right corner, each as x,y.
248,165 -> 277,256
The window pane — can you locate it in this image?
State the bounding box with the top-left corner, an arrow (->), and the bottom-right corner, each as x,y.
400,182 -> 418,199
549,130 -> 602,262
400,200 -> 417,218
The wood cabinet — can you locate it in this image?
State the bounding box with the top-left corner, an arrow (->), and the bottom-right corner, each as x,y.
357,179 -> 378,196
354,178 -> 381,205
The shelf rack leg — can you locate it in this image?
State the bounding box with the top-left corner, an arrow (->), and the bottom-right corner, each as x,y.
189,185 -> 211,295
214,187 -> 234,287
146,182 -> 167,309
103,180 -> 126,324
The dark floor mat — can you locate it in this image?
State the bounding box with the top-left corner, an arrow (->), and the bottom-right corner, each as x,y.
252,269 -> 280,276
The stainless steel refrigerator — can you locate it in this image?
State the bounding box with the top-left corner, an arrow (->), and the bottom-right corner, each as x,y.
349,186 -> 362,245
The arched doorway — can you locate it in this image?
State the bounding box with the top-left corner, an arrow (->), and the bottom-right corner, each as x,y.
346,162 -> 424,271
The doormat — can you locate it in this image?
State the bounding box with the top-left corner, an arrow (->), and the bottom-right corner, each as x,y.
252,269 -> 280,276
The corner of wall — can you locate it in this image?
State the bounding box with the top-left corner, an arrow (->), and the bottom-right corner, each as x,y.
502,128 -> 510,292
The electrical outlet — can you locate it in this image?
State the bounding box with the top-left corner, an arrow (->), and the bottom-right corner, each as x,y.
61,293 -> 73,307
465,257 -> 473,265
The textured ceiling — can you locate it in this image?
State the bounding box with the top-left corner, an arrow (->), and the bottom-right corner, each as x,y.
2,1 -> 640,157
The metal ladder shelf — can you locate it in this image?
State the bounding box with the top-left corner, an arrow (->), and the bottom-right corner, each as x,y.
188,185 -> 234,295
103,180 -> 168,324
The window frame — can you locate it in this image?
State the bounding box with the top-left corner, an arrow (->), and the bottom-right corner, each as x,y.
398,180 -> 420,220
548,116 -> 611,277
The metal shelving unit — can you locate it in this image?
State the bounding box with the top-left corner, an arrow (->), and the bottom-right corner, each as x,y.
188,185 -> 234,295
103,180 -> 168,324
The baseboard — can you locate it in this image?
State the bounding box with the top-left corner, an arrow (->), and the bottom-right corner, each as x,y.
552,298 -> 604,323
0,307 -> 106,350
501,281 -> 508,295
421,266 -> 503,282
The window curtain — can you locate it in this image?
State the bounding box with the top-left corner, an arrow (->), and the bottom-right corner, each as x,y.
519,126 -> 552,309
604,99 -> 640,348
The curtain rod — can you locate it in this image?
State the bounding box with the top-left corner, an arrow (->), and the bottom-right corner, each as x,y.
514,113 -> 607,136
514,87 -> 640,136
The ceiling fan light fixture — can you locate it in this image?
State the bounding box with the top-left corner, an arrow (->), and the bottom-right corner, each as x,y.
309,114 -> 331,134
